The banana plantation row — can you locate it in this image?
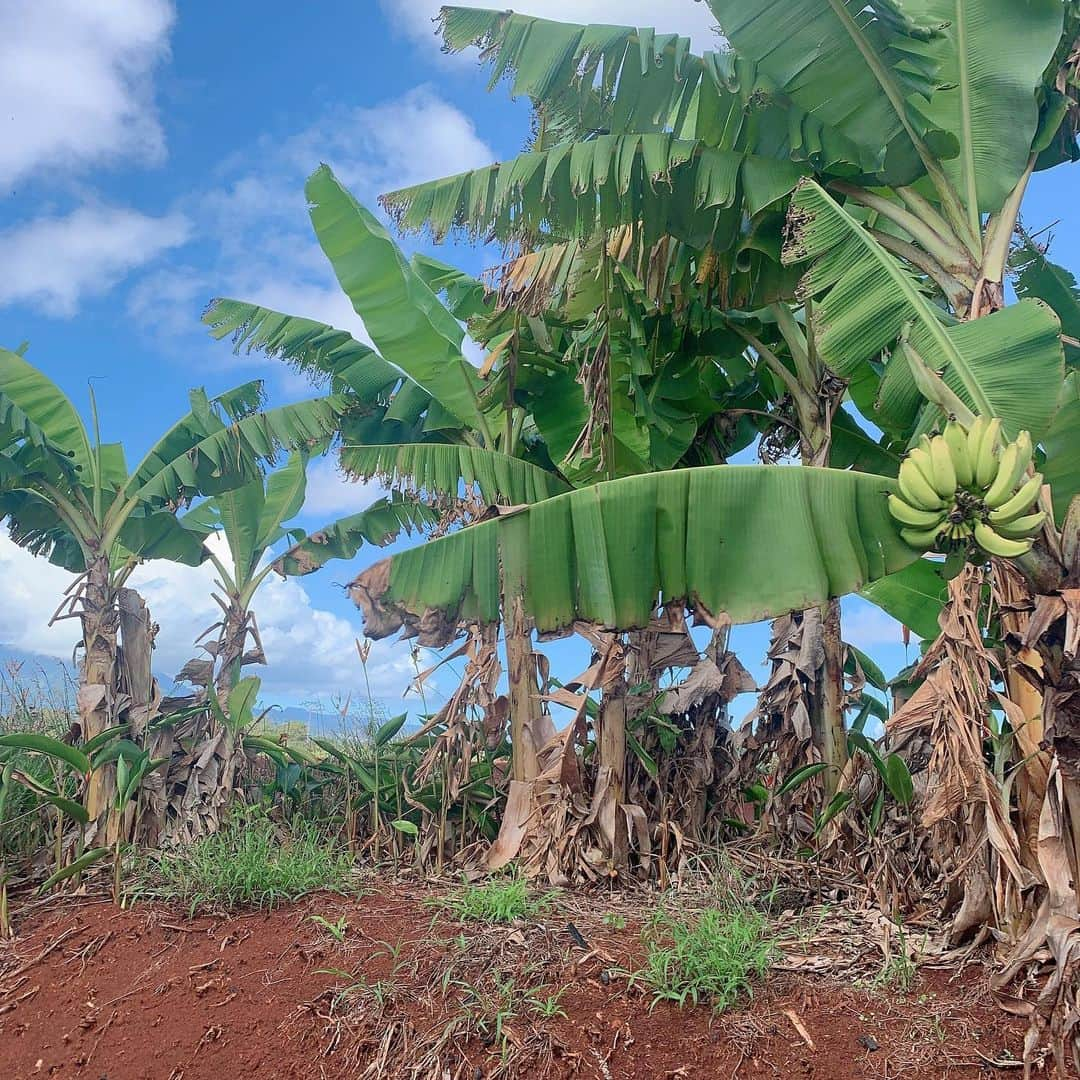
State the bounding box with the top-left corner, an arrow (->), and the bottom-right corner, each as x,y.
3,1 -> 1080,1072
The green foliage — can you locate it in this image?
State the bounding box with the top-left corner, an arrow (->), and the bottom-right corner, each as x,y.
137,811 -> 355,915
633,901 -> 776,1012
433,872 -> 554,925
359,465 -> 920,637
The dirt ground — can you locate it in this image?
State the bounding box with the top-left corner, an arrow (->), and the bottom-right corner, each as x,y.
0,880 -> 1039,1079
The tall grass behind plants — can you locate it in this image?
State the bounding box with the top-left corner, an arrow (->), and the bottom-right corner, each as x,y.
135,807 -> 358,915
0,661 -> 79,864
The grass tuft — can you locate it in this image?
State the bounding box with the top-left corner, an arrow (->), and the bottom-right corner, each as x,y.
432,871 -> 553,925
633,902 -> 776,1013
136,812 -> 355,916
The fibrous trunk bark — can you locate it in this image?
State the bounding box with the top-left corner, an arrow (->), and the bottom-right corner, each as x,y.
78,555 -> 119,840
813,598 -> 848,797
597,641 -> 628,869
505,593 -> 541,783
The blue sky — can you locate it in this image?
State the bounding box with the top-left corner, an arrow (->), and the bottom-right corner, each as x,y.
2,1 -> 1077,723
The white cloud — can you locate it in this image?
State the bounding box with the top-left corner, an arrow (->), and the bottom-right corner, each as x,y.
841,598 -> 907,650
281,85 -> 495,195
300,457 -> 386,521
1,205 -> 190,317
131,85 -> 495,383
382,1 -> 721,54
0,531 -> 415,702
0,0 -> 175,189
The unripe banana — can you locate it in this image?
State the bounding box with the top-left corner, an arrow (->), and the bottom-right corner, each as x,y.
965,415 -> 988,473
973,520 -> 1034,558
984,432 -> 1033,509
984,442 -> 1021,508
908,446 -> 941,490
943,417 -> 973,487
994,511 -> 1047,540
987,472 -> 1044,524
898,459 -> 946,511
974,417 -> 1002,488
901,523 -> 946,551
888,495 -> 947,528
928,435 -> 957,498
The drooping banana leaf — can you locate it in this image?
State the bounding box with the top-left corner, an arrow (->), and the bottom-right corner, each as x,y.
274,495 -> 438,577
349,465 -> 919,641
381,138 -> 807,247
203,299 -> 406,400
437,7 -> 865,171
305,166 -> 492,443
438,7 -> 711,136
340,443 -> 571,506
784,180 -> 1065,439
256,451 -> 308,552
859,558 -> 949,642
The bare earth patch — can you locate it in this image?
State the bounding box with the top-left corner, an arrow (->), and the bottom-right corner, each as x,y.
0,880 -> 1030,1079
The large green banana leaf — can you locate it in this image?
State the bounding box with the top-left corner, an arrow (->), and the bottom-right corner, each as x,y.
1013,233 -> 1080,364
1045,371 -> 1080,523
859,558 -> 949,642
125,381 -> 268,497
203,299 -> 406,400
257,451 -> 308,551
437,7 -> 866,171
305,166 -> 491,443
707,0 -> 947,180
382,138 -> 807,247
785,180 -> 1065,439
0,348 -> 93,470
340,444 -> 571,506
438,7 -> 709,135
900,0 -> 1063,214
274,496 -> 437,577
350,465 -> 919,638
124,396 -> 346,507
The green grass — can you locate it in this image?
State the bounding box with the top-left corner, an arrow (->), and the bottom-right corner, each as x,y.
632,902 -> 777,1013
432,872 -> 554,925
136,812 -> 356,915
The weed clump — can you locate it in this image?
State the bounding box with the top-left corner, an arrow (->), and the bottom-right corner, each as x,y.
634,902 -> 776,1012
137,811 -> 355,915
432,871 -> 554,924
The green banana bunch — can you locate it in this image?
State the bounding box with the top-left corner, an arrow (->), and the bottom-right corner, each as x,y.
888,415 -> 1046,560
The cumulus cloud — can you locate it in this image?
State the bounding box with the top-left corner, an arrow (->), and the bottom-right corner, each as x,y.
1,205 -> 190,317
0,531 -> 417,703
299,457 -> 386,521
279,85 -> 495,196
382,1 -> 721,53
134,85 -> 495,380
841,598 -> 908,649
0,0 -> 175,189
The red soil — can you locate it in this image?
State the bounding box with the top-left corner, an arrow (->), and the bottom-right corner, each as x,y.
0,884 -> 1035,1079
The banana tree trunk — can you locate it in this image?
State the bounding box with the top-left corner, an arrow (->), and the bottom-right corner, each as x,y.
118,588 -> 172,848
78,554 -> 119,839
215,599 -> 249,697
814,598 -> 848,798
504,592 -> 541,782
501,514 -> 542,783
597,662 -> 628,870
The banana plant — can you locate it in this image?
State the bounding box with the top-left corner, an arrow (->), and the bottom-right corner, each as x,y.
180,450 -> 434,701
0,350 -> 348,835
